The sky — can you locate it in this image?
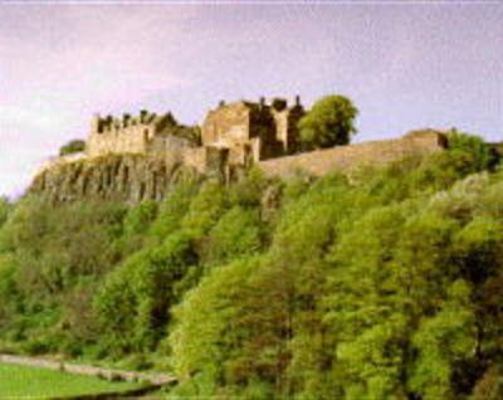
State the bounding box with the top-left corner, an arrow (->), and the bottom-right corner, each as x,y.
0,1 -> 502,198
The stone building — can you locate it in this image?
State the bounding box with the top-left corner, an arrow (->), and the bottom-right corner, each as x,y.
201,96 -> 305,166
86,110 -> 195,158
82,98 -> 304,178
33,97 -> 307,202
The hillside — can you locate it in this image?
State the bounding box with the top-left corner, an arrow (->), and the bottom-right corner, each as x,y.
0,132 -> 502,399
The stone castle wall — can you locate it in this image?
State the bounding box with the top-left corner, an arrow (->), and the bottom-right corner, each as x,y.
86,111 -> 193,158
258,131 -> 448,178
87,123 -> 149,157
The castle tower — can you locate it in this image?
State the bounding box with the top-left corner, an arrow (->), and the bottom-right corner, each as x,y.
271,96 -> 304,155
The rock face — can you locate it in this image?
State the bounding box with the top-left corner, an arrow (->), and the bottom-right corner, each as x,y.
30,154 -> 195,204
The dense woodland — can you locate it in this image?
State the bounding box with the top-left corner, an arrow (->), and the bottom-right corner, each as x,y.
0,132 -> 501,399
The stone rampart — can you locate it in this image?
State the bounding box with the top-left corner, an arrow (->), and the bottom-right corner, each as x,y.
87,124 -> 149,157
86,111 -> 192,158
258,130 -> 447,178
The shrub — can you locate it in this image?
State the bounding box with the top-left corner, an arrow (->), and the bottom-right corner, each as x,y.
59,139 -> 85,156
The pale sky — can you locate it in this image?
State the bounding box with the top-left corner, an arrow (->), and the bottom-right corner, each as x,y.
1,1 -> 502,198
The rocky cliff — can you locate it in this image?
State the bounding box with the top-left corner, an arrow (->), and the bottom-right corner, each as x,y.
30,154 -> 196,204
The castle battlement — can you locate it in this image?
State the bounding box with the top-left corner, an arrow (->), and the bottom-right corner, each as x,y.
91,110 -> 176,133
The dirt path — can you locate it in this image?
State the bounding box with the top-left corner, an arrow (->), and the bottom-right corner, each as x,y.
0,353 -> 176,386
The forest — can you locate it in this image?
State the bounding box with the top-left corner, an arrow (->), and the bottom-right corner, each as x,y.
0,131 -> 501,399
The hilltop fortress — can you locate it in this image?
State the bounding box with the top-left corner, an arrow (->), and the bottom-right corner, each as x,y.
32,96 -> 450,202
85,96 -> 306,175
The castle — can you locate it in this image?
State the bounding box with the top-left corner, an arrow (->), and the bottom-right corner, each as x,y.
56,96 -> 450,178
83,97 -> 305,178
32,96 -> 453,203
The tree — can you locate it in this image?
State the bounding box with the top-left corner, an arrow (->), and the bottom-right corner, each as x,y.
0,197 -> 10,228
298,95 -> 358,149
59,139 -> 85,156
446,129 -> 498,173
94,231 -> 198,354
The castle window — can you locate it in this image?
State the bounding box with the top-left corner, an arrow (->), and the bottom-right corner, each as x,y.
144,129 -> 149,141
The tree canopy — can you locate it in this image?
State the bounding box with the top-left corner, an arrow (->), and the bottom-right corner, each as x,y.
59,139 -> 86,156
298,95 -> 358,149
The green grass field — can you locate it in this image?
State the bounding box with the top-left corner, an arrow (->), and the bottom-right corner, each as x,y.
0,362 -> 141,398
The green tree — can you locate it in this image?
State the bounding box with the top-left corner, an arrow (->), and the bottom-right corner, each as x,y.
149,181 -> 198,241
124,200 -> 158,236
59,139 -> 85,156
409,280 -> 476,400
298,95 -> 358,149
169,257 -> 261,396
181,181 -> 228,236
94,231 -> 197,354
447,129 -> 497,173
0,197 -> 10,228
205,206 -> 263,265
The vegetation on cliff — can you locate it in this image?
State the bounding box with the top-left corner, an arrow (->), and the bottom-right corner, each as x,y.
0,132 -> 501,399
59,139 -> 86,156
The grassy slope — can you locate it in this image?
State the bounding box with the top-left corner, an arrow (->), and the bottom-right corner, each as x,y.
0,363 -> 140,398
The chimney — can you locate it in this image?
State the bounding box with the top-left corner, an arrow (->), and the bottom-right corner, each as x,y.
295,95 -> 301,107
